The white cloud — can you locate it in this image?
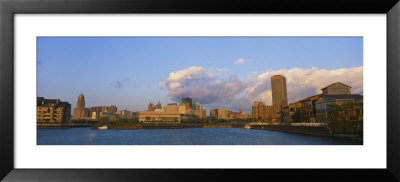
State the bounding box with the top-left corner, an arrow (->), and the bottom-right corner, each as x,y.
234,58 -> 245,64
160,66 -> 363,113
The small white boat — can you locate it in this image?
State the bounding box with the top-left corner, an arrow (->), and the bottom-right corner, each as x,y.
244,124 -> 251,129
98,125 -> 108,130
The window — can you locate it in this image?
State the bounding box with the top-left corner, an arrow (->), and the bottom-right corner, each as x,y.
341,88 -> 348,92
335,88 -> 341,92
329,88 -> 335,93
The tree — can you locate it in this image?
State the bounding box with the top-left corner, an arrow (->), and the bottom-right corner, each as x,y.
291,109 -> 304,123
327,102 -> 353,131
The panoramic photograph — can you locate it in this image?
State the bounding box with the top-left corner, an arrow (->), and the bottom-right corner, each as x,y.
36,37 -> 363,145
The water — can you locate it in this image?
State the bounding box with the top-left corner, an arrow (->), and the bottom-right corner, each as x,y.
37,127 -> 361,145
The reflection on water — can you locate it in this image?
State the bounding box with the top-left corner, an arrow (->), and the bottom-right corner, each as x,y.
37,127 -> 361,145
87,131 -> 96,145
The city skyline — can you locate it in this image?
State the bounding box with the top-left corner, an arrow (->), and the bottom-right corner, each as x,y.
37,37 -> 363,113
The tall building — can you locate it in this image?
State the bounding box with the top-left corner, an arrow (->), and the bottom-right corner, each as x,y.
37,97 -> 71,123
271,75 -> 288,106
182,97 -> 192,108
73,94 -> 90,119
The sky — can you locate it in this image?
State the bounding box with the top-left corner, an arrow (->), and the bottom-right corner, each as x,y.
37,37 -> 363,113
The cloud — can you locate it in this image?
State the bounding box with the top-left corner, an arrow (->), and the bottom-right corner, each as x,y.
234,58 -> 245,64
160,66 -> 363,113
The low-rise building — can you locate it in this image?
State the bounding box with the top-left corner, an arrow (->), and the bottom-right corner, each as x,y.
37,97 -> 71,123
194,109 -> 206,118
138,109 -> 181,123
252,101 -> 281,122
218,108 -> 229,119
315,94 -> 363,122
210,109 -> 218,118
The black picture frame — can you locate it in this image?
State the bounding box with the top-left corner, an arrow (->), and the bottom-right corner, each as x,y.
1,0 -> 399,181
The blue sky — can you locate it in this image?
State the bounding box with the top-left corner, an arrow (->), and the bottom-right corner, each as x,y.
37,37 -> 363,113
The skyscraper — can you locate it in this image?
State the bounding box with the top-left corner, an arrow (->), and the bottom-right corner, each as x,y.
271,75 -> 288,106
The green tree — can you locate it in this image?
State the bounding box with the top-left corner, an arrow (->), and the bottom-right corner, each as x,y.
327,102 -> 353,131
291,109 -> 304,123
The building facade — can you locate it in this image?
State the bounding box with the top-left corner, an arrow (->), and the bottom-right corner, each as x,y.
138,109 -> 181,123
182,97 -> 193,108
218,108 -> 229,119
315,94 -> 363,122
72,94 -> 90,119
164,103 -> 179,112
271,75 -> 288,106
37,97 -> 71,123
210,109 -> 218,118
321,82 -> 352,95
252,101 -> 281,122
194,109 -> 207,118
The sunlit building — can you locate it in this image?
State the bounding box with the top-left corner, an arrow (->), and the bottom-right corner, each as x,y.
271,75 -> 288,106
37,97 -> 71,123
210,109 -> 218,118
138,109 -> 181,123
194,109 -> 206,118
72,94 -> 90,119
218,108 -> 229,119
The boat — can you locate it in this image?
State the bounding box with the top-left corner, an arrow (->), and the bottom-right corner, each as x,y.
98,125 -> 108,130
244,124 -> 251,129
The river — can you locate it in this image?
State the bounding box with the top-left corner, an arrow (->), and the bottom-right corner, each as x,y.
37,127 -> 361,145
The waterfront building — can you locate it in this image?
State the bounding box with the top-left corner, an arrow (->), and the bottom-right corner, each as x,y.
91,112 -> 98,120
37,97 -> 71,123
282,102 -> 302,123
238,112 -> 250,119
315,94 -> 363,122
210,109 -> 218,118
99,112 -> 116,119
283,82 -> 362,123
218,108 -> 229,119
138,109 -> 181,123
90,105 -> 118,114
298,94 -> 322,122
72,94 -> 90,119
164,103 -> 179,112
321,82 -> 352,95
251,101 -> 281,122
115,110 -> 133,118
271,75 -> 288,106
178,102 -> 192,115
182,97 -> 193,108
194,109 -> 207,118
